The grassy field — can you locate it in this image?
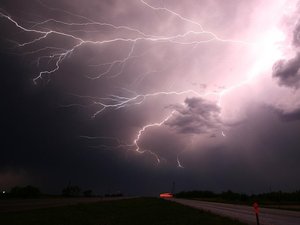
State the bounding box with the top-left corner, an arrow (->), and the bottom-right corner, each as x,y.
0,197 -> 247,225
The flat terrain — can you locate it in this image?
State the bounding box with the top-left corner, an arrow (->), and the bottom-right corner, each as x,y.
0,197 -> 128,212
263,204 -> 300,211
0,197 -> 246,225
171,198 -> 300,225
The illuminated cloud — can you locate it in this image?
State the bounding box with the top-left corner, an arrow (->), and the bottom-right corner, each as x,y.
1,0 -> 300,194
167,97 -> 221,134
273,53 -> 300,89
272,15 -> 300,89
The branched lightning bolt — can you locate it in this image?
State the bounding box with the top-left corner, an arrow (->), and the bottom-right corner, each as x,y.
0,0 -> 254,85
87,42 -> 137,80
140,0 -> 255,46
79,135 -> 134,150
0,0 -> 283,165
89,90 -> 217,118
133,111 -> 176,163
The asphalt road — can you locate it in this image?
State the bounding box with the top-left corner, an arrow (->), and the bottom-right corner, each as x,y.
170,198 -> 300,225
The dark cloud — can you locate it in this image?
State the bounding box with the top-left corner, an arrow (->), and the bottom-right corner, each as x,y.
272,53 -> 300,89
1,0 -> 300,196
166,97 -> 221,134
273,9 -> 300,89
275,108 -> 300,122
178,105 -> 300,193
0,49 -> 180,196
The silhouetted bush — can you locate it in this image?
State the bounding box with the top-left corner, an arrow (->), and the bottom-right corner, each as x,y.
175,190 -> 217,199
104,192 -> 123,198
62,185 -> 81,197
83,190 -> 93,197
9,185 -> 41,198
175,190 -> 300,203
220,190 -> 241,201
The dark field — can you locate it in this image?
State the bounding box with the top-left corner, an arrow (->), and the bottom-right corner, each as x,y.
0,197 -> 247,225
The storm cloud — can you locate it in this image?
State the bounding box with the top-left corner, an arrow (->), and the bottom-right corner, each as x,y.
270,4 -> 300,119
167,97 -> 221,134
1,0 -> 300,195
272,7 -> 300,89
273,53 -> 300,89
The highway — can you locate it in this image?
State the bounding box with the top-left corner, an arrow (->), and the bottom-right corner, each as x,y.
170,198 -> 300,225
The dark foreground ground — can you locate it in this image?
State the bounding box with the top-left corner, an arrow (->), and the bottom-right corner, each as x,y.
0,197 -> 246,225
0,197 -> 128,212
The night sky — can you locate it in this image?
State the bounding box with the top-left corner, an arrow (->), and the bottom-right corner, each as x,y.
1,0 -> 300,196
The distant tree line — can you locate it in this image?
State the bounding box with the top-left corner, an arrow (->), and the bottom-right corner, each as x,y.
104,192 -> 124,198
1,184 -> 124,199
175,190 -> 300,203
61,185 -> 123,198
2,185 -> 42,198
62,185 -> 82,197
61,185 -> 98,197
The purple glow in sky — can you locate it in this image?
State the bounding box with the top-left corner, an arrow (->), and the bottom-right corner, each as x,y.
1,0 -> 300,195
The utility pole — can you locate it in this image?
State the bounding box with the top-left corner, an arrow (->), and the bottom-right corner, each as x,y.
171,181 -> 175,194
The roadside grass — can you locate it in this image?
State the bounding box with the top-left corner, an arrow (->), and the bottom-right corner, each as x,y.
0,197 -> 247,225
260,204 -> 300,211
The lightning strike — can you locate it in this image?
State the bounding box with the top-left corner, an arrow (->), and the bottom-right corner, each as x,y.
140,0 -> 255,46
177,155 -> 184,168
132,111 -> 175,163
0,0 -> 289,165
222,131 -> 226,137
0,1 -> 254,85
